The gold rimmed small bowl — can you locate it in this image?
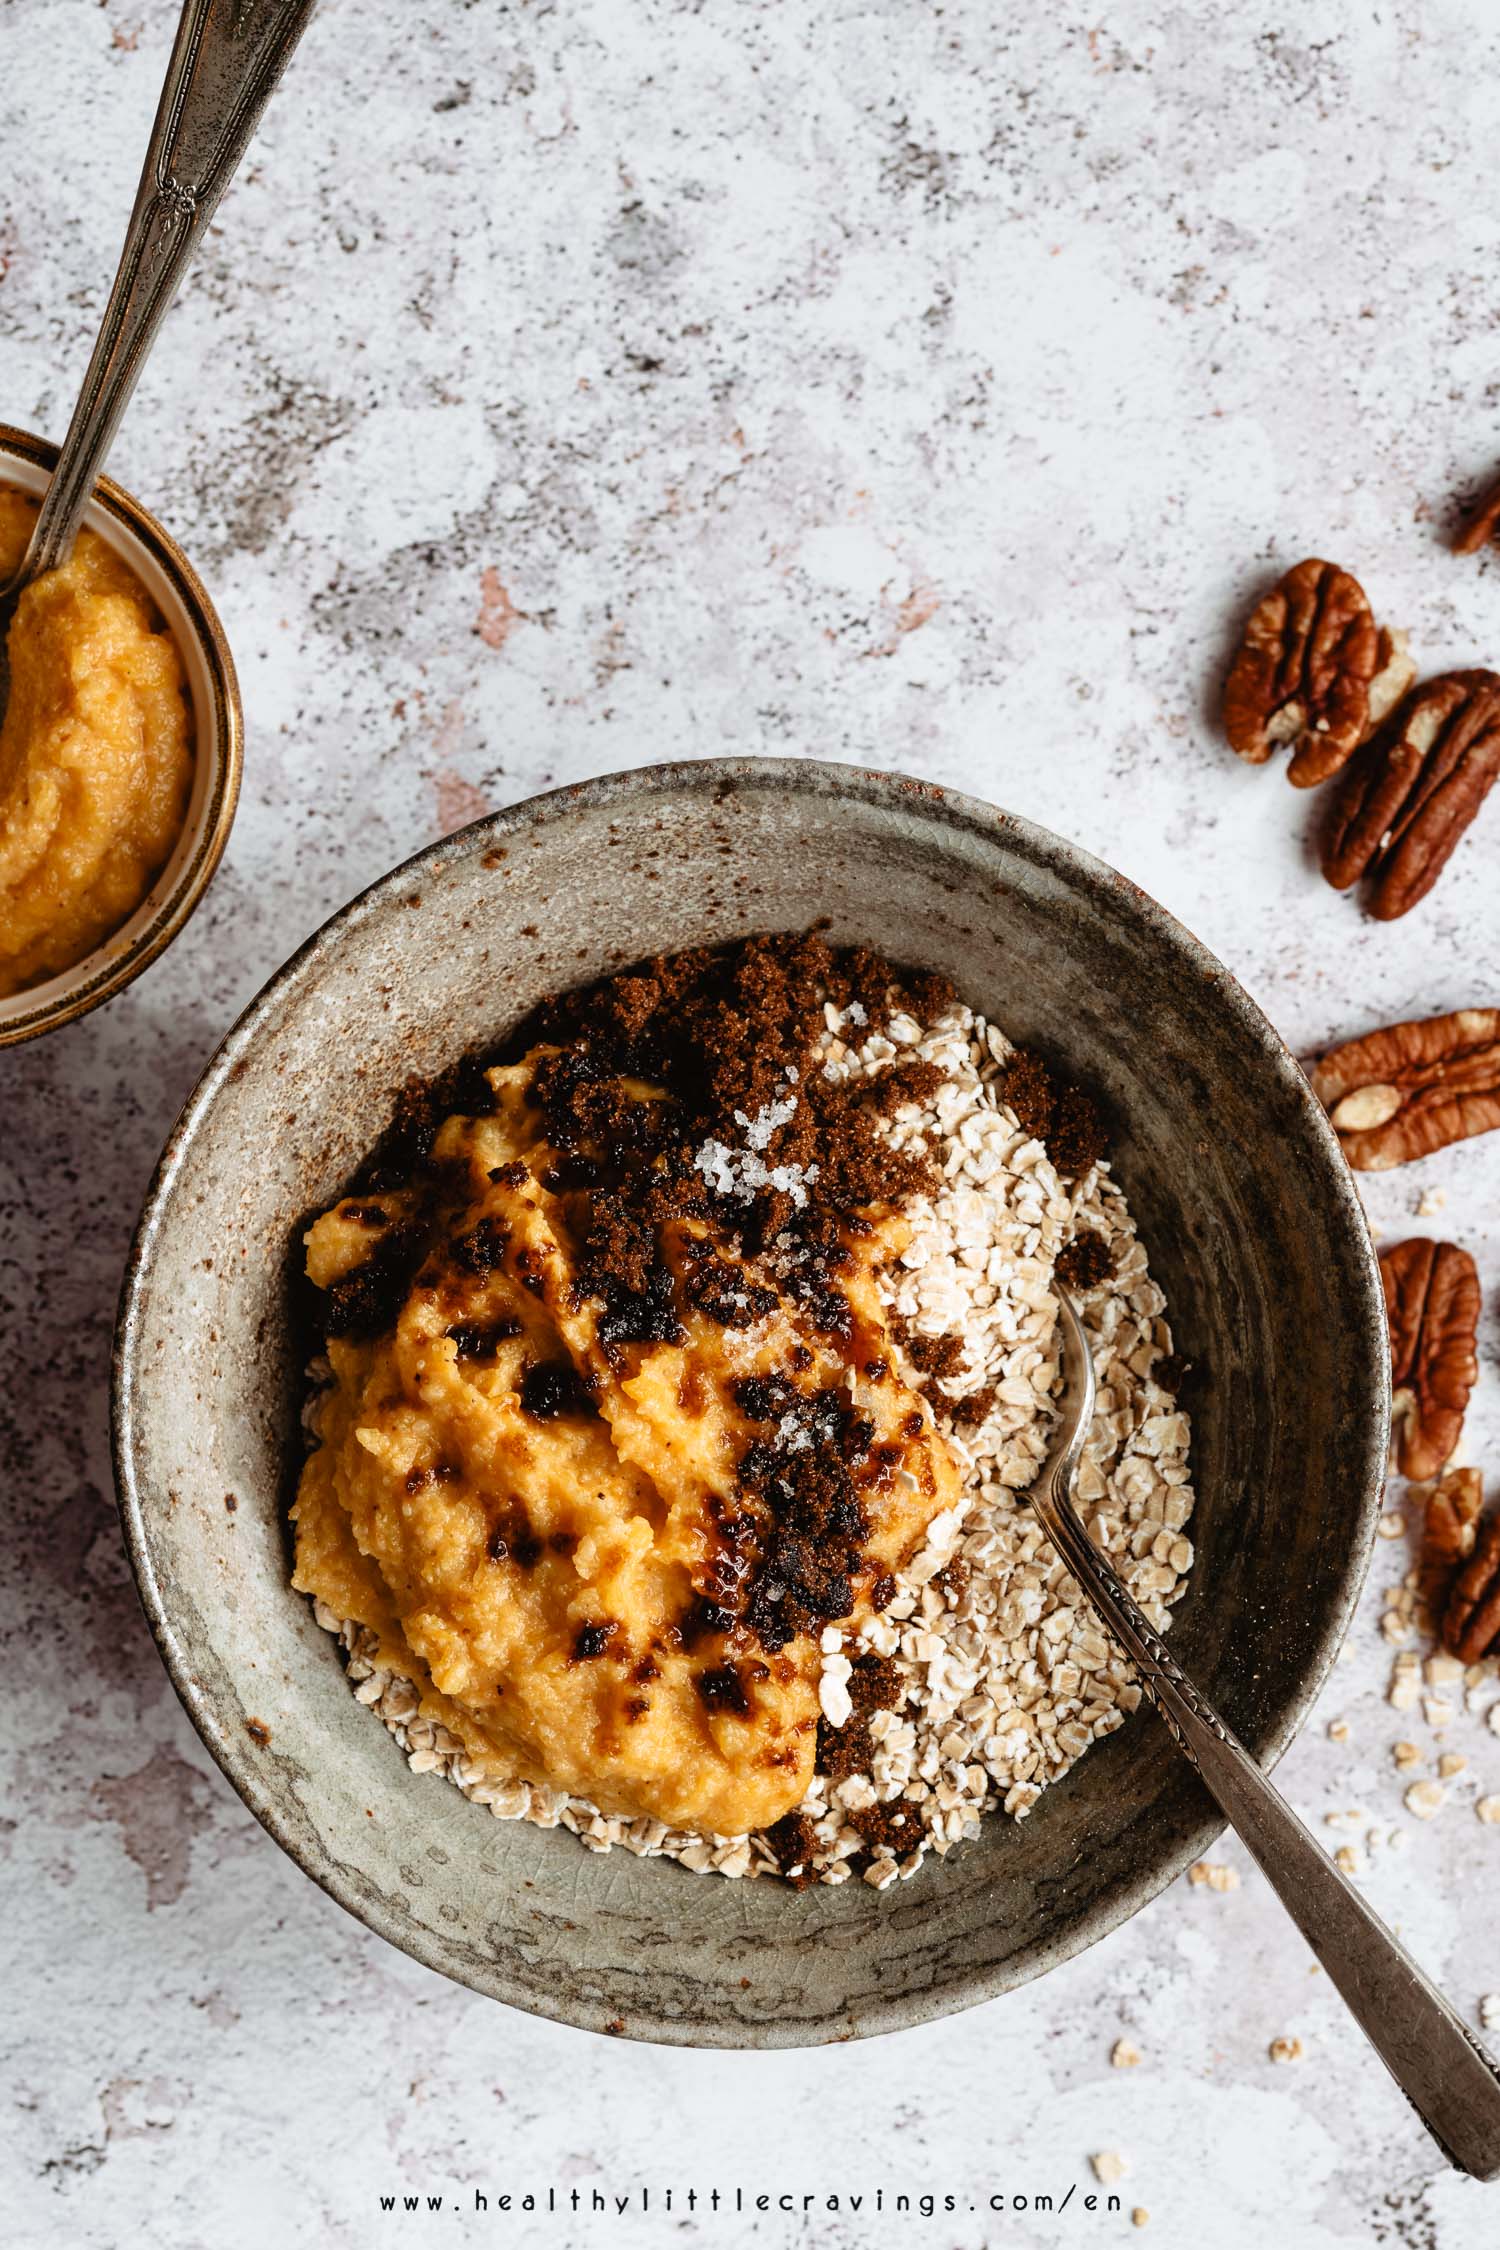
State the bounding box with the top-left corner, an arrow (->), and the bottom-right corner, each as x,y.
0,423 -> 242,1047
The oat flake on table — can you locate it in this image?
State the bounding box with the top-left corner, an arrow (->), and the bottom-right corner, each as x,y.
312,999 -> 1196,1888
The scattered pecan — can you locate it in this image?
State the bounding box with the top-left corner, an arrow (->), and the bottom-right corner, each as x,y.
1442,1511 -> 1500,1662
1321,670 -> 1500,917
1379,1238 -> 1480,1482
1453,465 -> 1500,556
1223,559 -> 1384,786
1309,1009 -> 1500,1170
1415,1464 -> 1484,1620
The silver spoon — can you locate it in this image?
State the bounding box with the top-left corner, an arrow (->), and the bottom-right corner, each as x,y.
0,0 -> 316,712
1036,1293 -> 1500,2179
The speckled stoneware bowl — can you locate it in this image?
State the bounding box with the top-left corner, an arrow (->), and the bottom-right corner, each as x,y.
112,759 -> 1389,2047
0,424 -> 242,1047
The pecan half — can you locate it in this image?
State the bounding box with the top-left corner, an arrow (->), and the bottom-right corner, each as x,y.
1321,670 -> 1500,917
1415,1464 -> 1484,1621
1309,1009 -> 1500,1170
1223,559 -> 1380,786
1442,1511 -> 1500,1662
1367,626 -> 1418,733
1380,1238 -> 1480,1482
1454,466 -> 1500,556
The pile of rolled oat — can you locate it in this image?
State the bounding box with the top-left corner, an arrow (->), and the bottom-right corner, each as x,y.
312,997 -> 1195,1888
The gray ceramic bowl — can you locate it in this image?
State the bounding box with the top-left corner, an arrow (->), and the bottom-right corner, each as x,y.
112,759 -> 1388,2047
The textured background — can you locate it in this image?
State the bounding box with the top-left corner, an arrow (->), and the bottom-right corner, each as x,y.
3,1 -> 1500,2244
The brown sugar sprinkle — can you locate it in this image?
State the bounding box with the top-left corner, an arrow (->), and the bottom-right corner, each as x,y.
571,1620 -> 618,1663
1050,1085 -> 1109,1176
847,1650 -> 902,1717
849,1801 -> 920,1859
815,1711 -> 876,1781
895,1319 -> 966,1383
1055,1232 -> 1117,1292
764,1810 -> 820,1887
950,1383 -> 999,1428
932,1556 -> 972,1604
1003,1051 -> 1055,1140
1002,1050 -> 1110,1177
816,1652 -> 906,1777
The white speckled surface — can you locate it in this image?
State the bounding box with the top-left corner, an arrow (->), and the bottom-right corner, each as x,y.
2,2 -> 1499,2243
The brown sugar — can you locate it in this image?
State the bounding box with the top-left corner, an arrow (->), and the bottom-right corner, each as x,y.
1049,1084 -> 1109,1176
849,1800 -> 922,1859
764,1809 -> 820,1886
950,1384 -> 998,1428
848,1650 -> 902,1717
1003,1050 -> 1055,1141
1003,1049 -> 1110,1176
1055,1232 -> 1116,1291
895,1320 -> 966,1383
815,1712 -> 875,1782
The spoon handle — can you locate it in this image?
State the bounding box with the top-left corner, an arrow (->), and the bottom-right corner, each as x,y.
1035,1473 -> 1500,2180
15,0 -> 316,587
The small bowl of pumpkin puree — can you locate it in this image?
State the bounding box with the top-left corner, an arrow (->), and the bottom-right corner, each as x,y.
0,423 -> 241,1046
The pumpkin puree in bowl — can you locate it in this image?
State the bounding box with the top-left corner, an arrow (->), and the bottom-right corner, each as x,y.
0,485 -> 192,996
293,1051 -> 961,1835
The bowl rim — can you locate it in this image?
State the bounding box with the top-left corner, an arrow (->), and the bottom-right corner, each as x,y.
0,422 -> 243,1047
111,755 -> 1389,2043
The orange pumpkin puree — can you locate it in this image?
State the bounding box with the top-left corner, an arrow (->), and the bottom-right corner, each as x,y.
0,485 -> 192,997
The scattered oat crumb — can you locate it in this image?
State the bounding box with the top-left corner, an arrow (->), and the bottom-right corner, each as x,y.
1189,1860 -> 1239,1892
1334,1844 -> 1362,1877
1389,1826 -> 1409,1850
1426,1653 -> 1465,1688
1393,1742 -> 1423,1771
1424,1695 -> 1456,1731
1477,1796 -> 1500,1825
1091,2150 -> 1128,2185
1269,2036 -> 1304,2063
1326,1717 -> 1352,1743
1488,1705 -> 1500,1740
1378,1511 -> 1407,1540
1416,1187 -> 1447,1216
1132,2213 -> 1150,2231
1481,1995 -> 1500,2031
1404,1779 -> 1446,1820
1438,1752 -> 1467,1780
1111,2038 -> 1143,2069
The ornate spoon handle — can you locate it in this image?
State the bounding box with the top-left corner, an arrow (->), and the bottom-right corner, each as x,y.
13,0 -> 316,589
1035,1296 -> 1500,2181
